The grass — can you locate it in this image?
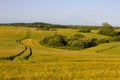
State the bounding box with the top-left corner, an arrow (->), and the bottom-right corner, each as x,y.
0,26 -> 120,80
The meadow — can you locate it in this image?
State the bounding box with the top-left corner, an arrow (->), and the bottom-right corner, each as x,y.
0,26 -> 120,80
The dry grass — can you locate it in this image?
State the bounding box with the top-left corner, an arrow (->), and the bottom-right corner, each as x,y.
0,26 -> 120,80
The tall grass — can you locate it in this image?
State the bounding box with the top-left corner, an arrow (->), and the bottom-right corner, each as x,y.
0,26 -> 120,80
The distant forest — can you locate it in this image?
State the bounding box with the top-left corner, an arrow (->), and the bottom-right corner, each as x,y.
0,22 -> 120,30
0,22 -> 120,50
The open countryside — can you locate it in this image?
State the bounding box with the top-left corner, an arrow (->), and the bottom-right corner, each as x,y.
1,0 -> 120,80
0,23 -> 120,79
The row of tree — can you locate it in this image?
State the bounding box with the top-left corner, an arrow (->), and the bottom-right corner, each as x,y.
0,22 -> 100,30
40,33 -> 120,50
40,34 -> 97,50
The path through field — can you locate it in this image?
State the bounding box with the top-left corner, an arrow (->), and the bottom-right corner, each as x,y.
0,30 -> 33,61
0,26 -> 120,80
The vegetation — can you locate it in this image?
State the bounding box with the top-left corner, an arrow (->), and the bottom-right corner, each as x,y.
79,27 -> 91,33
110,36 -> 120,42
99,23 -> 119,37
97,39 -> 109,44
0,22 -> 100,30
67,38 -> 97,49
40,33 -> 67,47
41,33 -> 98,50
0,24 -> 120,80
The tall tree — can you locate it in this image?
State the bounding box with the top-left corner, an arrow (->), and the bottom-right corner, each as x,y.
99,23 -> 118,37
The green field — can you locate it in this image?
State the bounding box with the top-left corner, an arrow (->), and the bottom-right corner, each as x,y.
0,26 -> 120,80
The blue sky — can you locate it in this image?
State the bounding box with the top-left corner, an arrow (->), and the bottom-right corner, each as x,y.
0,0 -> 120,26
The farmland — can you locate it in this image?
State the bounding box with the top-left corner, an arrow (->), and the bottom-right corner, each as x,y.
0,26 -> 120,80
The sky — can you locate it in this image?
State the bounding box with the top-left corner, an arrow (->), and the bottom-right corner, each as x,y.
0,0 -> 120,26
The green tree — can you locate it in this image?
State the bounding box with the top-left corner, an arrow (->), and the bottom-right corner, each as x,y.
99,23 -> 118,37
40,34 -> 67,47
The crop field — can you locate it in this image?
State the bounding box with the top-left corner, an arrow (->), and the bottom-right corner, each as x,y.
0,26 -> 120,80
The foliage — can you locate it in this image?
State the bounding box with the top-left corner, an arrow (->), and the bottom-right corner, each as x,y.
79,27 -> 91,33
97,39 -> 109,44
99,23 -> 119,37
1,26 -> 120,80
41,33 -> 67,47
0,22 -> 102,30
41,33 -> 97,49
109,36 -> 120,42
67,34 -> 85,41
67,38 -> 97,49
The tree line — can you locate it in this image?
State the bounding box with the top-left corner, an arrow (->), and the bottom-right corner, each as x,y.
0,22 -> 100,30
39,22 -> 120,50
40,33 -> 97,50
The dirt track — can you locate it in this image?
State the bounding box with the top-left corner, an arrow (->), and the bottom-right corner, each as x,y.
0,31 -> 33,61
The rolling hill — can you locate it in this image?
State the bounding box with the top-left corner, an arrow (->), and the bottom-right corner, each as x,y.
0,26 -> 120,80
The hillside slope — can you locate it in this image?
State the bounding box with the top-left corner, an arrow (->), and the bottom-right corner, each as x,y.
0,26 -> 120,80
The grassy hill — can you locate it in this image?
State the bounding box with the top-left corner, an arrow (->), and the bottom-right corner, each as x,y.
0,26 -> 120,80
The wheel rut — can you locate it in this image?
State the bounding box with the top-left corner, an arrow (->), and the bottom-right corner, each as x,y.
24,47 -> 32,60
6,46 -> 28,61
0,30 -> 33,61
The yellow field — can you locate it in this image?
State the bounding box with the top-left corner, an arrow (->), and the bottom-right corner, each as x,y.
0,26 -> 120,80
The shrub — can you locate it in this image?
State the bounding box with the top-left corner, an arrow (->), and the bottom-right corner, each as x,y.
99,23 -> 119,37
40,34 -> 97,50
67,34 -> 85,41
40,34 -> 67,47
97,39 -> 109,44
109,36 -> 120,42
79,28 -> 91,33
67,38 -> 97,49
90,38 -> 98,46
67,39 -> 85,49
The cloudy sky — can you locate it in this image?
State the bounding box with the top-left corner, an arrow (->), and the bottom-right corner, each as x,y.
0,0 -> 120,26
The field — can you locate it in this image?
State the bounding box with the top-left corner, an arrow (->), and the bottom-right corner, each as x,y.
0,26 -> 120,80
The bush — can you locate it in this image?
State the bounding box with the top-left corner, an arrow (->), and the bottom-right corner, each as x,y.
40,34 -> 97,50
99,23 -> 119,37
97,39 -> 109,44
109,36 -> 120,42
67,39 -> 85,49
67,34 -> 85,41
40,34 -> 67,47
67,38 -> 97,49
79,28 -> 91,33
90,38 -> 98,46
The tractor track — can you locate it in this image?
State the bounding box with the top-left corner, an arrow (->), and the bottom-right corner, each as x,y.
0,31 -> 33,61
6,46 -> 27,61
24,47 -> 32,60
